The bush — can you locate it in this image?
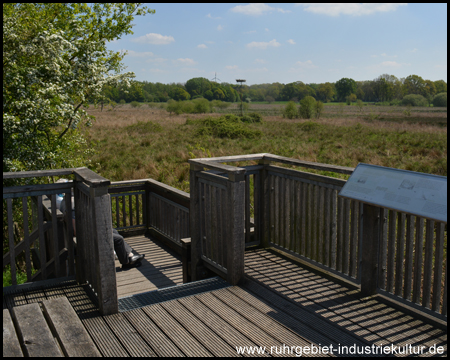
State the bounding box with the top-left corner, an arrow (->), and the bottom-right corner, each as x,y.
314,101 -> 324,119
166,99 -> 183,115
241,112 -> 263,123
193,116 -> 261,139
432,92 -> 447,107
401,94 -> 428,107
299,96 -> 316,119
130,101 -> 142,108
193,98 -> 211,113
299,121 -> 323,132
182,101 -> 195,114
283,101 -> 298,119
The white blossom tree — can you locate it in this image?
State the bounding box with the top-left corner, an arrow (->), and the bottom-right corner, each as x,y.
3,3 -> 154,176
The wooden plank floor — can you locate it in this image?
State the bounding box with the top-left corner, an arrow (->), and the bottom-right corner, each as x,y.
115,235 -> 183,298
4,248 -> 447,357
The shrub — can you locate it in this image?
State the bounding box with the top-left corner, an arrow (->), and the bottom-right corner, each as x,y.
401,94 -> 428,107
194,116 -> 261,139
241,112 -> 263,123
314,101 -> 324,119
130,101 -> 141,108
166,99 -> 183,115
283,101 -> 298,119
193,98 -> 211,113
299,121 -> 323,132
181,101 -> 195,114
299,96 -> 316,119
432,92 -> 447,107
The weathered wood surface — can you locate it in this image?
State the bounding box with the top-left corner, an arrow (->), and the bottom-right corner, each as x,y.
11,302 -> 62,357
3,309 -> 23,357
3,248 -> 447,357
42,297 -> 101,357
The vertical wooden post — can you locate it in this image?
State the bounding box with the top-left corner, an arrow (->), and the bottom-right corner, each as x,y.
181,238 -> 192,283
259,157 -> 271,248
190,163 -> 203,281
361,203 -> 381,297
91,185 -> 118,315
226,172 -> 245,285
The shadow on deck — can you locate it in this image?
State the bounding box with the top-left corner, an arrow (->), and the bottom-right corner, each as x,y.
115,235 -> 183,298
4,242 -> 447,357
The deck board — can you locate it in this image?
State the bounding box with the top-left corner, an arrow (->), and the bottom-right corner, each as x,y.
115,235 -> 183,298
3,245 -> 447,357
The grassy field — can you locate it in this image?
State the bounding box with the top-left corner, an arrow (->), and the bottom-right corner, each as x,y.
85,102 -> 447,193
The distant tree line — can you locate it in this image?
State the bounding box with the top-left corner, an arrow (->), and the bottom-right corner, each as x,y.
100,74 -> 447,106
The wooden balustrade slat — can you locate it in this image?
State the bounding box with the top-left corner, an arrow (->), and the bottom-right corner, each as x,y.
323,187 -> 331,267
432,222 -> 445,312
336,196 -> 344,272
412,217 -> 424,304
22,197 -> 32,281
403,214 -> 415,300
378,208 -> 388,290
307,183 -> 313,259
342,198 -> 350,275
387,210 -> 397,293
7,199 -> 17,285
50,195 -> 60,277
311,184 -> 317,261
330,189 -> 337,270
395,213 -> 406,297
422,219 -> 435,308
349,200 -> 359,278
37,196 -> 47,280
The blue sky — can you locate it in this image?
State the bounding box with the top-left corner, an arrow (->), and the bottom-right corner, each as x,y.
107,3 -> 447,85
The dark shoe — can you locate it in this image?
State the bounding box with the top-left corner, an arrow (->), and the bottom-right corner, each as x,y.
122,254 -> 145,269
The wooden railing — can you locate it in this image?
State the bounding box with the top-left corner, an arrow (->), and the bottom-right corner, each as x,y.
108,179 -> 190,253
188,153 -> 447,318
3,168 -> 118,315
6,156 -> 444,319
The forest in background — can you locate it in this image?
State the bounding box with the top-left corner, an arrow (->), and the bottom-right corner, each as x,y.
101,74 -> 447,106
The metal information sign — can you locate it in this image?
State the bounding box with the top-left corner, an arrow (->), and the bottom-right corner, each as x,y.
339,163 -> 447,223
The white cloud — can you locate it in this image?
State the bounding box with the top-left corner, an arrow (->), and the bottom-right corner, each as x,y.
206,13 -> 221,19
197,44 -> 208,49
410,48 -> 418,53
174,58 -> 197,66
225,65 -> 239,70
123,50 -> 154,57
247,39 -> 281,49
380,61 -> 402,67
297,3 -> 407,17
254,59 -> 267,64
231,3 -> 290,16
217,25 -> 224,31
244,30 -> 257,34
145,57 -> 167,64
295,60 -> 317,69
132,33 -> 175,45
287,39 -> 296,45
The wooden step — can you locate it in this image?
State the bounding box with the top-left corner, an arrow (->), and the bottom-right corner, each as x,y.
5,297 -> 100,357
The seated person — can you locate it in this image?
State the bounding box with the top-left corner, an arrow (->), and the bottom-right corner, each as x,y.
113,229 -> 145,268
58,180 -> 144,268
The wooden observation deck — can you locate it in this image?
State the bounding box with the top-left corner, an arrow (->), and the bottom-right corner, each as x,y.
3,154 -> 447,357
